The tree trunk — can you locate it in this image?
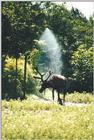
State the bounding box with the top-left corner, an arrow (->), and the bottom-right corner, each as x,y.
23,55 -> 27,99
15,57 -> 18,79
2,55 -> 7,99
2,55 -> 7,76
15,57 -> 18,96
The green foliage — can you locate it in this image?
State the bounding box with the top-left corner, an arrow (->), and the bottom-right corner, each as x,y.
30,48 -> 41,70
71,45 -> 93,91
2,2 -> 48,98
2,2 -> 93,93
2,74 -> 23,100
2,14 -> 13,56
26,76 -> 38,95
30,40 -> 49,72
2,2 -> 47,56
2,57 -> 36,99
4,57 -> 25,84
48,4 -> 93,76
2,97 -> 93,140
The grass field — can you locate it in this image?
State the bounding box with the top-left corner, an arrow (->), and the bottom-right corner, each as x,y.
2,93 -> 93,140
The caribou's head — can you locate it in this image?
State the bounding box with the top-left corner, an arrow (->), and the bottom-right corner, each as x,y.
33,68 -> 53,93
39,81 -> 48,93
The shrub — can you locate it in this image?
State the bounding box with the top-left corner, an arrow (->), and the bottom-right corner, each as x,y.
71,45 -> 93,92
65,92 -> 94,103
2,72 -> 23,100
2,56 -> 36,99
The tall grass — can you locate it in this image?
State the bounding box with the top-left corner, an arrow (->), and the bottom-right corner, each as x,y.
42,90 -> 93,103
65,92 -> 94,103
2,95 -> 93,140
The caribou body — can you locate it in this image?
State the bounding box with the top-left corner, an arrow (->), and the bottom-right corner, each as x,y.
34,68 -> 72,105
39,74 -> 68,104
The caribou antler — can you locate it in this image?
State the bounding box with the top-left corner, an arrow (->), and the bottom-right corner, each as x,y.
33,68 -> 53,82
33,67 -> 46,82
45,70 -> 53,81
33,76 -> 42,80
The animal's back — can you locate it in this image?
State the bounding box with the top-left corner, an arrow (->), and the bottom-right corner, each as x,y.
53,74 -> 67,80
47,74 -> 67,89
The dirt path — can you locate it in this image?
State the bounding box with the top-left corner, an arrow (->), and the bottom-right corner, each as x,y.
65,102 -> 87,106
32,95 -> 88,107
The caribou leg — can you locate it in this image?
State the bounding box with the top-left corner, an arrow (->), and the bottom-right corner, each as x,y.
62,91 -> 66,106
57,93 -> 62,105
52,89 -> 54,100
44,90 -> 46,95
63,93 -> 65,103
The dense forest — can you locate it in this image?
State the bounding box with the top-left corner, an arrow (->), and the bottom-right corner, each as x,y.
2,2 -> 93,100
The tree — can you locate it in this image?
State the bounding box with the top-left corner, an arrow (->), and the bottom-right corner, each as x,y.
46,3 -> 93,77
71,45 -> 93,92
2,1 -> 93,97
2,14 -> 13,74
2,1 -> 48,98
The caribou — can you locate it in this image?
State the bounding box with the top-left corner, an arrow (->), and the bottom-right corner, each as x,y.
33,68 -> 72,105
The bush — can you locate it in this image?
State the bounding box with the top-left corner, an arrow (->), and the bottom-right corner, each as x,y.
2,71 -> 23,100
2,57 -> 36,99
71,45 -> 93,92
65,92 -> 94,103
26,76 -> 38,95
